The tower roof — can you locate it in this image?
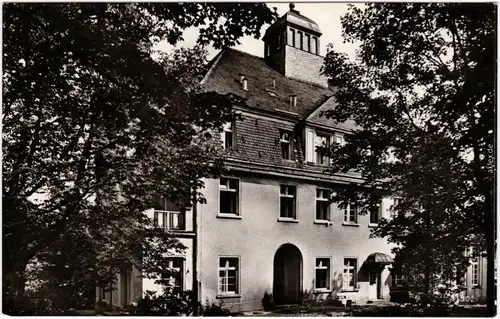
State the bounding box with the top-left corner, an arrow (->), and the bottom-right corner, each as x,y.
264,3 -> 321,40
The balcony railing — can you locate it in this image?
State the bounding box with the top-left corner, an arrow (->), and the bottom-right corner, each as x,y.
153,210 -> 186,231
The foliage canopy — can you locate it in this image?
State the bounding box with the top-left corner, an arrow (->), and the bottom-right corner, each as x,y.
322,2 -> 495,312
3,2 -> 276,312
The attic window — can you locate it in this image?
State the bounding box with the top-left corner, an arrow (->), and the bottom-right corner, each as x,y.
289,95 -> 297,107
266,89 -> 278,98
222,122 -> 235,150
280,130 -> 293,160
287,28 -> 295,46
312,36 -> 319,55
305,34 -> 310,52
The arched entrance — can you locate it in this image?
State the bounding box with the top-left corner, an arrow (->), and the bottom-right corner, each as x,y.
273,244 -> 302,305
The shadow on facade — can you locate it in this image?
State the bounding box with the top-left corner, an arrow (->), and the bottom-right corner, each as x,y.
302,272 -> 344,302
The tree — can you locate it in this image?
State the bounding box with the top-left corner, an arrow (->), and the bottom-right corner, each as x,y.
322,3 -> 495,314
3,3 -> 275,313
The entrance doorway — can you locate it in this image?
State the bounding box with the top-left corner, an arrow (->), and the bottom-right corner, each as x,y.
365,252 -> 393,301
368,268 -> 382,300
273,244 -> 302,305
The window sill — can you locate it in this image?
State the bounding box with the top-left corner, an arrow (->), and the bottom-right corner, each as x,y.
368,223 -> 379,228
314,220 -> 332,225
278,217 -> 299,223
314,289 -> 332,293
217,214 -> 242,220
340,289 -> 359,293
342,222 -> 360,227
216,294 -> 241,299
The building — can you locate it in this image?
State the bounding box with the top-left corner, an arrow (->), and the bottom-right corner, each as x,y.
97,4 -> 395,312
97,4 -> 488,312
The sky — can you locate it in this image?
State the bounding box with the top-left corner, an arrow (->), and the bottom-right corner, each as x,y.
154,3 -> 360,60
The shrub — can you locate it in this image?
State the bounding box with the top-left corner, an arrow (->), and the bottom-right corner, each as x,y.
390,288 -> 410,303
95,300 -> 109,314
262,291 -> 276,311
201,300 -> 232,316
4,295 -> 68,316
130,289 -> 194,316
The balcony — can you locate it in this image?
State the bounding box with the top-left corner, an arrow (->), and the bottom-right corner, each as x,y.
153,210 -> 186,231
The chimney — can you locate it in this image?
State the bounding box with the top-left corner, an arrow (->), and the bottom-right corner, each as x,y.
239,74 -> 245,83
242,78 -> 248,91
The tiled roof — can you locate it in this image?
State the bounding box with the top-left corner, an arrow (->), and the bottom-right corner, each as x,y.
203,48 -> 334,119
306,96 -> 357,131
203,47 -> 359,178
226,113 -> 361,183
229,115 -> 304,168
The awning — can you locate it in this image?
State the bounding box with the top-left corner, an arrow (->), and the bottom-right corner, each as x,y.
365,252 -> 394,264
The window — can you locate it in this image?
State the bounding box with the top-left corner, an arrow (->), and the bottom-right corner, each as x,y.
154,210 -> 186,230
334,134 -> 345,146
298,31 -> 303,49
220,178 -> 239,215
312,36 -> 318,54
315,134 -> 330,166
218,257 -> 239,294
471,257 -> 479,286
268,90 -> 278,98
343,203 -> 358,224
316,189 -> 331,221
222,122 -> 234,150
315,258 -> 331,290
296,31 -> 302,48
265,43 -> 270,57
305,33 -> 310,52
393,272 -> 405,287
153,197 -> 186,230
280,130 -> 293,160
280,185 -> 296,219
370,200 -> 382,224
343,258 -> 357,290
289,28 -> 296,47
162,258 -> 184,291
390,197 -> 404,219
